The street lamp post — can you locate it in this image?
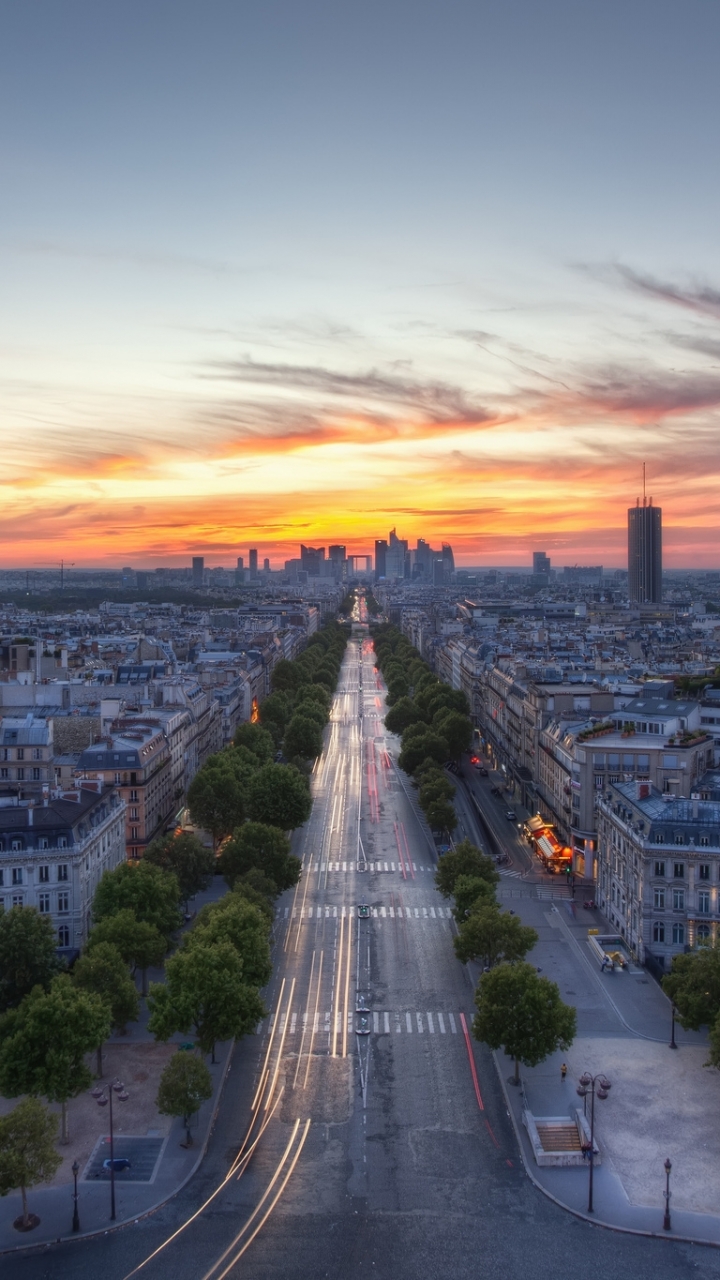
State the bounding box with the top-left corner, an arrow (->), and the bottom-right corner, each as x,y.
71,1160 -> 80,1233
93,1080 -> 129,1221
663,1158 -> 672,1231
577,1071 -> 612,1214
670,1003 -> 678,1050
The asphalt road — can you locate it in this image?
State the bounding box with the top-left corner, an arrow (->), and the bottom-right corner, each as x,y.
7,630 -> 719,1280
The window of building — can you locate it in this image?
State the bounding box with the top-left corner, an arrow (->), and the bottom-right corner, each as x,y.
32,748 -> 42,761
39,865 -> 49,883
664,755 -> 678,768
0,769 -> 7,780
114,773 -> 121,785
654,860 -> 666,877
593,754 -> 605,767
11,839 -> 22,852
38,893 -> 50,914
11,868 -> 22,886
623,754 -> 634,770
654,888 -> 665,909
130,789 -> 138,802
0,870 -> 3,887
638,755 -> 649,769
32,768 -> 41,781
608,754 -> 620,769
16,748 -> 24,761
653,922 -> 665,943
699,864 -> 711,880
12,895 -> 23,908
655,833 -> 664,844
672,923 -> 685,945
58,837 -> 67,849
673,862 -> 685,879
675,835 -> 685,846
16,768 -> 24,781
698,890 -> 711,914
57,864 -> 68,882
130,807 -> 139,820
57,892 -> 69,914
58,925 -> 70,947
700,836 -> 710,847
595,775 -> 604,789
673,889 -> 685,911
697,924 -> 711,941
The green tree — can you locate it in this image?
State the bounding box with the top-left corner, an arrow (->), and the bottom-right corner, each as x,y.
418,773 -> 454,808
218,821 -> 300,895
294,684 -> 330,714
423,798 -> 456,832
93,861 -> 182,943
156,1051 -> 213,1146
187,761 -> 246,848
0,1098 -> 62,1230
284,714 -> 323,761
188,894 -> 272,988
0,908 -> 58,1013
433,710 -> 473,760
258,691 -> 293,744
246,764 -> 312,830
271,659 -> 303,693
451,874 -> 497,923
455,904 -> 538,967
293,699 -> 328,730
144,832 -> 216,906
398,730 -> 449,775
435,839 -> 499,899
232,722 -> 275,764
385,698 -> 427,736
662,944 -> 720,1030
426,687 -> 470,719
148,942 -> 265,1062
86,910 -> 166,995
73,943 -> 139,1071
386,675 -> 409,706
473,962 -> 576,1084
0,976 -> 110,1142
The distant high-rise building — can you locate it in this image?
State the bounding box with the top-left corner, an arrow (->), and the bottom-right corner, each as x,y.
533,552 -> 551,576
249,549 -> 258,579
374,539 -> 388,581
442,543 -> 455,582
263,557 -> 270,573
628,498 -> 662,603
236,556 -> 244,572
385,529 -> 408,581
192,556 -> 204,588
432,558 -> 445,587
300,545 -> 325,576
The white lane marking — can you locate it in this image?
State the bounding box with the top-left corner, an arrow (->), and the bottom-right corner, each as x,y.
395,1014 -> 402,1034
284,908 -> 289,918
384,1012 -> 390,1033
416,1012 -> 424,1033
384,862 -> 389,870
406,908 -> 412,919
406,1012 -> 412,1033
290,1012 -> 297,1034
422,907 -> 428,918
414,908 -> 419,918
449,1013 -> 457,1034
430,907 -> 436,918
438,1013 -> 446,1034
427,1012 -> 435,1033
372,907 -> 378,917
333,905 -> 338,917
373,1012 -> 379,1033
381,906 -> 386,917
343,861 -> 347,871
391,862 -> 396,871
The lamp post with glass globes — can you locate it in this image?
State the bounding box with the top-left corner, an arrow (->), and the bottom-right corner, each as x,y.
92,1080 -> 129,1221
576,1071 -> 611,1214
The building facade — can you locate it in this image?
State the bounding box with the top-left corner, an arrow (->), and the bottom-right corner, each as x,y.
628,500 -> 662,604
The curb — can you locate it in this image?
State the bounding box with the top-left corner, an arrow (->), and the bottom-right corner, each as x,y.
0,1038 -> 236,1258
492,1049 -> 720,1251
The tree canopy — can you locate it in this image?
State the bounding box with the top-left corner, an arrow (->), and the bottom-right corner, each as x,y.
144,831 -> 216,904
188,893 -> 272,988
455,904 -> 538,968
662,944 -> 720,1030
73,942 -> 139,1034
186,760 -> 246,846
284,714 -> 324,761
232,722 -> 275,765
246,764 -> 312,831
0,908 -> 58,1013
148,941 -> 265,1060
0,975 -> 111,1141
450,874 -> 497,923
473,962 -> 576,1084
435,840 -> 499,899
398,730 -> 449,775
93,861 -> 182,942
384,697 -> 427,736
157,1052 -> 213,1145
87,909 -> 166,974
0,1098 -> 62,1229
218,821 -> 299,895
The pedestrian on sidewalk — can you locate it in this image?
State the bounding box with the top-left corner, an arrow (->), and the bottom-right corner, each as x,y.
561,1062 -> 567,1081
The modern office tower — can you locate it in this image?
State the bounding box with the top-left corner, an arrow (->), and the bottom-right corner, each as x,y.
236,556 -> 244,572
192,556 -> 204,587
628,498 -> 662,603
300,545 -> 325,576
249,549 -> 258,579
533,551 -> 551,576
442,543 -> 455,581
415,538 -> 433,578
432,558 -> 445,586
385,529 -> 408,581
374,539 -> 388,581
263,557 -> 270,573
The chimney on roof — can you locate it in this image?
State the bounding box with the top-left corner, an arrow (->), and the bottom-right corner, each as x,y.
27,803 -> 33,826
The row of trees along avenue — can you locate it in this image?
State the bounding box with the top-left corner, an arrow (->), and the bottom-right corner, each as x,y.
0,618 -> 348,1227
372,624 -> 577,1086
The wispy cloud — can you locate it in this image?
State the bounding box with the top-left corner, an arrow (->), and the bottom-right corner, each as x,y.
613,265 -> 720,321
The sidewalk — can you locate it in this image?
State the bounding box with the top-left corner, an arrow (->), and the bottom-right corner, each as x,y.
0,1037 -> 234,1254
0,874 -> 233,1254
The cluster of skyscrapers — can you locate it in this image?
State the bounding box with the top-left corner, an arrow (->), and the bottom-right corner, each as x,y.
374,530 -> 454,584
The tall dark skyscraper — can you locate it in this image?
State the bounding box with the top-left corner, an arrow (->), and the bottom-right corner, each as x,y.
249,548 -> 258,579
374,539 -> 387,582
192,556 -> 204,587
628,498 -> 662,603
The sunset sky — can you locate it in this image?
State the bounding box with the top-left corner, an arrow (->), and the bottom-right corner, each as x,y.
2,1 -> 720,569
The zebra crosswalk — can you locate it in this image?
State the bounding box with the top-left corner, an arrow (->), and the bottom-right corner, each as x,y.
263,1009 -> 461,1036
283,904 -> 454,920
303,860 -> 433,873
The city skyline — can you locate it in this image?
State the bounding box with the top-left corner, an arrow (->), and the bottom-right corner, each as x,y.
3,3 -> 720,570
